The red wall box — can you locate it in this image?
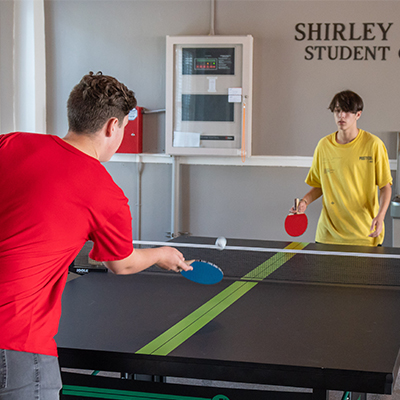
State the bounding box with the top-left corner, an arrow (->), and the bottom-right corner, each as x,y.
116,106 -> 143,153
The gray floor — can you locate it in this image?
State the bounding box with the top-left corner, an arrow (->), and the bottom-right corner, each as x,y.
62,367 -> 400,399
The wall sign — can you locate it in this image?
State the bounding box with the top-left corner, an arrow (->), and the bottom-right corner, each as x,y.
295,22 -> 395,61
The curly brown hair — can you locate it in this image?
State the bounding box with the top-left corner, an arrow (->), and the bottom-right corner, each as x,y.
67,72 -> 137,134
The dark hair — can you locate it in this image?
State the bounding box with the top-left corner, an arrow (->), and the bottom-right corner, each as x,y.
328,90 -> 363,114
67,71 -> 137,134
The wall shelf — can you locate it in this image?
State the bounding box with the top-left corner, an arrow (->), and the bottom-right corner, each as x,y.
110,153 -> 397,170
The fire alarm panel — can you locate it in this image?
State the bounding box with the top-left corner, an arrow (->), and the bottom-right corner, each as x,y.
165,35 -> 253,157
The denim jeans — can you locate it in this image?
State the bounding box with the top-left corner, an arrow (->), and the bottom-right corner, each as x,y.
0,349 -> 62,400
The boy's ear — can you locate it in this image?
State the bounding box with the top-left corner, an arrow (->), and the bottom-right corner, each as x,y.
104,118 -> 119,137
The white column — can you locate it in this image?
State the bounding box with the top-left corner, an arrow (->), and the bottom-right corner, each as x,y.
13,0 -> 46,133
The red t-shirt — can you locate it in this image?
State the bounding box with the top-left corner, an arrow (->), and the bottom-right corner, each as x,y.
0,132 -> 134,356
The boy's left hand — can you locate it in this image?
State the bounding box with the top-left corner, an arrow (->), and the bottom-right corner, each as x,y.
369,216 -> 384,237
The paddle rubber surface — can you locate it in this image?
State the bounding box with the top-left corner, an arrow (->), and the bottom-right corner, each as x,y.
181,260 -> 223,284
285,213 -> 308,237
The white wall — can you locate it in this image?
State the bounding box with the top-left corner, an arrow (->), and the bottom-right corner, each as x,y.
0,1 -> 14,133
43,0 -> 399,245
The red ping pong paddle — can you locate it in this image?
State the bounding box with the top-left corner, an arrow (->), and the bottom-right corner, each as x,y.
180,259 -> 224,285
284,198 -> 308,237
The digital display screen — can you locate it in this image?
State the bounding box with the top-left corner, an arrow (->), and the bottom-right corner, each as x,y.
194,58 -> 217,70
182,48 -> 235,75
182,94 -> 234,122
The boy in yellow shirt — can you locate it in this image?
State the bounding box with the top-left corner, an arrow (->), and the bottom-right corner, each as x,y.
296,90 -> 392,246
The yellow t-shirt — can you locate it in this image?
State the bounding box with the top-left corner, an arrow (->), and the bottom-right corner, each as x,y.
305,129 -> 392,246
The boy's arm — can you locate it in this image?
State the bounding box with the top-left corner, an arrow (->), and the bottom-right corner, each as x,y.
104,247 -> 192,275
291,187 -> 323,213
369,183 -> 392,238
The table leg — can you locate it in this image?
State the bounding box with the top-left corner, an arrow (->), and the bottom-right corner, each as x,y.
312,388 -> 328,400
349,393 -> 366,400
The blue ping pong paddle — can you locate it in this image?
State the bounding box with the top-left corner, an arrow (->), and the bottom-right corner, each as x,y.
180,260 -> 223,285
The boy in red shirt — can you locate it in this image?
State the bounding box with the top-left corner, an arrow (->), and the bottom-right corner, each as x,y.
0,72 -> 191,400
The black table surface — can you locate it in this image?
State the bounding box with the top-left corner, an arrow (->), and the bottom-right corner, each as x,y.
56,237 -> 400,395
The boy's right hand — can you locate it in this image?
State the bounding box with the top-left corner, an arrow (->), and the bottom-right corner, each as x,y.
289,199 -> 307,214
156,246 -> 193,273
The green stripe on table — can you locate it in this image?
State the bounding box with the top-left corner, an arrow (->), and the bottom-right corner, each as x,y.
242,242 -> 308,281
136,242 -> 309,356
135,280 -> 257,356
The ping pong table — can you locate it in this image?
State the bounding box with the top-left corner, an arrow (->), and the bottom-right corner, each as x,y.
56,237 -> 400,400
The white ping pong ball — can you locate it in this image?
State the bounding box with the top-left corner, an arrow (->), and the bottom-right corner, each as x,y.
215,236 -> 227,250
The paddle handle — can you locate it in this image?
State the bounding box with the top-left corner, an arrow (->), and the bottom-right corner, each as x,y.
294,198 -> 300,214
177,260 -> 196,272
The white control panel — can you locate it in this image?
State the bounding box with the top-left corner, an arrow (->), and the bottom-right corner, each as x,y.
165,35 -> 253,157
